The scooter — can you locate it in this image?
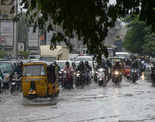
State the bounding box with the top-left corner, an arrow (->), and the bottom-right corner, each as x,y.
63,71 -> 73,89
84,71 -> 91,85
75,71 -> 85,88
112,70 -> 122,86
130,69 -> 139,83
10,72 -> 22,94
96,68 -> 107,86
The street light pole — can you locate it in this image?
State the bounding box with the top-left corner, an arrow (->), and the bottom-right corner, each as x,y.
13,0 -> 18,58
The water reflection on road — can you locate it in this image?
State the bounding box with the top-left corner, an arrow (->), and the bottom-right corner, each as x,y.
0,79 -> 155,122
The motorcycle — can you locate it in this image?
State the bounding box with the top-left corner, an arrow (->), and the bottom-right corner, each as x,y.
96,68 -> 107,86
130,68 -> 139,83
151,67 -> 155,86
58,69 -> 64,86
112,70 -> 122,86
63,71 -> 73,89
75,71 -> 85,88
124,66 -> 131,80
84,71 -> 91,85
10,72 -> 22,94
0,77 -> 3,93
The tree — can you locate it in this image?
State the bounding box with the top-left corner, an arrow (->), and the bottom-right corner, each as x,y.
143,33 -> 155,56
123,16 -> 155,56
19,0 -> 155,61
123,17 -> 150,54
19,51 -> 30,58
0,50 -> 7,58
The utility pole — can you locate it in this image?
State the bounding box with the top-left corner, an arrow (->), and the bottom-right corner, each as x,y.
13,0 -> 18,58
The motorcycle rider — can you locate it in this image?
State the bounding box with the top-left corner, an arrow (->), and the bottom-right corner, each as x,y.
72,62 -> 77,72
0,70 -> 4,93
77,61 -> 85,72
130,60 -> 140,83
151,63 -> 155,86
85,61 -> 92,84
77,61 -> 86,85
63,62 -> 74,89
112,61 -> 123,85
85,61 -> 92,71
112,61 -> 123,72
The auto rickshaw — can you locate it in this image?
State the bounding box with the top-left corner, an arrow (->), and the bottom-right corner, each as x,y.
22,61 -> 59,99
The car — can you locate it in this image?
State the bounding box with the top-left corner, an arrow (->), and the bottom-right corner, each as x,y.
0,61 -> 16,89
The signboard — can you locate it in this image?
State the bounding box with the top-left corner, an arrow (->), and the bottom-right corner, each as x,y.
0,0 -> 16,18
1,0 -> 14,5
18,42 -> 24,51
28,27 -> 39,48
0,20 -> 14,46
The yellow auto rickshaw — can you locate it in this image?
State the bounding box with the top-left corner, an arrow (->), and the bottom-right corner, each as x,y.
22,61 -> 59,99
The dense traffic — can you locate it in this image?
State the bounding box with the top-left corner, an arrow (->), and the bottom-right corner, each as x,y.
0,54 -> 154,99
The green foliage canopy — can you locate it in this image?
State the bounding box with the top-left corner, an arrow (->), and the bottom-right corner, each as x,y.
123,18 -> 148,53
19,0 -> 155,60
123,16 -> 155,56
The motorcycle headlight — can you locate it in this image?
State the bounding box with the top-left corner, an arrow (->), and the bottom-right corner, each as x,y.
114,71 -> 119,75
4,76 -> 9,81
76,73 -> 80,77
12,82 -> 16,85
63,71 -> 66,74
98,68 -> 104,72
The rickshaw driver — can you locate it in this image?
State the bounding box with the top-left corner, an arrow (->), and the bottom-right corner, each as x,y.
47,64 -> 58,95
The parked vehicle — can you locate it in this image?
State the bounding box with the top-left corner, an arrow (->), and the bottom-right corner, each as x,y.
0,61 -> 14,89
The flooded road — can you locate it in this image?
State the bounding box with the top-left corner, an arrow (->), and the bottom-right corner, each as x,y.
0,79 -> 155,122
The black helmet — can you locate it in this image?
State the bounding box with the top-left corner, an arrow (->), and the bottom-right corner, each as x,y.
66,61 -> 70,66
79,61 -> 83,65
85,61 -> 88,65
53,61 -> 57,65
72,62 -> 75,66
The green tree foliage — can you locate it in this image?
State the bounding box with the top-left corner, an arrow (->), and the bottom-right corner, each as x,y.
19,0 -> 155,60
123,17 -> 149,53
123,16 -> 155,56
19,51 -> 30,58
143,33 -> 155,56
0,50 -> 7,58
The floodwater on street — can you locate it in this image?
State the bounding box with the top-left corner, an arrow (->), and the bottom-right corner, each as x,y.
0,78 -> 155,122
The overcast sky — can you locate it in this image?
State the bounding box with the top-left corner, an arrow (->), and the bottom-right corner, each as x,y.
109,0 -> 116,5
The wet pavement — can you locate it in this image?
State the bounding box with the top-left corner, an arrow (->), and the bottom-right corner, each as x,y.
0,78 -> 155,122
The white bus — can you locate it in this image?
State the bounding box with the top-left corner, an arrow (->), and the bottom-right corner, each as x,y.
115,52 -> 131,59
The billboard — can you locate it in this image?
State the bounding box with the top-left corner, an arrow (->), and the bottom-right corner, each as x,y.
28,27 -> 39,48
1,0 -> 14,5
0,20 -> 14,46
0,0 -> 16,18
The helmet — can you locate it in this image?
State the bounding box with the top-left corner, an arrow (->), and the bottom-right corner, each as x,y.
72,62 -> 75,66
115,61 -> 120,66
53,61 -> 57,65
79,61 -> 84,65
66,61 -> 70,66
85,61 -> 89,65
